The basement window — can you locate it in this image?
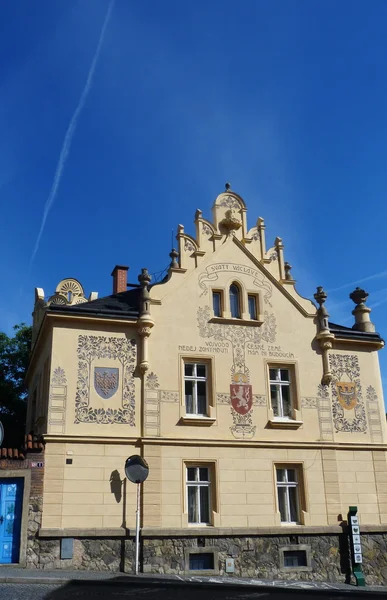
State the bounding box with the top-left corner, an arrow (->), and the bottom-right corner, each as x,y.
284,550 -> 307,567
184,547 -> 219,575
189,553 -> 214,571
279,545 -> 312,572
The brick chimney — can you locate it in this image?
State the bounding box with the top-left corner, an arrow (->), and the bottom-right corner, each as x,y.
111,265 -> 129,294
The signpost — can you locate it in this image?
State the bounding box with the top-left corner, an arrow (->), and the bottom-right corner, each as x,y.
348,506 -> 365,587
124,455 -> 149,575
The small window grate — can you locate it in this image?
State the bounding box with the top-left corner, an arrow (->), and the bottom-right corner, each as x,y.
283,550 -> 307,568
189,552 -> 214,571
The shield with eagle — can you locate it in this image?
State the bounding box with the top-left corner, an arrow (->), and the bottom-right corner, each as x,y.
336,381 -> 357,410
94,367 -> 119,399
230,383 -> 253,415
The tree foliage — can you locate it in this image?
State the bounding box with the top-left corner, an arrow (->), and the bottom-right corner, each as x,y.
0,323 -> 32,447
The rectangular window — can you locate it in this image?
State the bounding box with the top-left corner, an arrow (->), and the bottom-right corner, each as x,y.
283,550 -> 307,568
186,466 -> 211,524
269,367 -> 292,418
184,363 -> 207,415
212,291 -> 222,317
248,295 -> 257,320
189,553 -> 214,570
276,467 -> 300,524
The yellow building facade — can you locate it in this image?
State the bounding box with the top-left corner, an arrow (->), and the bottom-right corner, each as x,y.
25,188 -> 387,582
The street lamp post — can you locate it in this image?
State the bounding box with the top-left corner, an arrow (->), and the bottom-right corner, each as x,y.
124,455 -> 149,575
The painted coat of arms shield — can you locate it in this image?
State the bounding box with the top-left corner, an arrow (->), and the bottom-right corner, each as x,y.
230,384 -> 253,415
336,381 -> 357,410
94,367 -> 119,399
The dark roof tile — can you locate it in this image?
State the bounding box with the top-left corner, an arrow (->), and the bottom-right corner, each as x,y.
48,288 -> 140,319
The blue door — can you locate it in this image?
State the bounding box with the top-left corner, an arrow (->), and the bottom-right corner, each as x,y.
0,479 -> 23,563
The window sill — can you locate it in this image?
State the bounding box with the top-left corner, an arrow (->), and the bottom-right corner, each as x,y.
209,317 -> 263,327
268,418 -> 303,429
180,416 -> 216,426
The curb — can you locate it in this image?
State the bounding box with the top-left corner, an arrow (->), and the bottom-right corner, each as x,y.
0,575 -> 386,595
0,577 -> 70,585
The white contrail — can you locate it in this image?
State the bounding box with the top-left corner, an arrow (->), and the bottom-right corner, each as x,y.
327,269 -> 387,293
30,0 -> 114,265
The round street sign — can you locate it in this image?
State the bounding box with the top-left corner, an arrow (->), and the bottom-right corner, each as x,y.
0,421 -> 4,447
124,455 -> 149,484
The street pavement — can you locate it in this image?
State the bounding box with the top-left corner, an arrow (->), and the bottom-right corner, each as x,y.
0,578 -> 387,600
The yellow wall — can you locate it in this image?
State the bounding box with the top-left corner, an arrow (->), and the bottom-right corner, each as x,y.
30,189 -> 387,532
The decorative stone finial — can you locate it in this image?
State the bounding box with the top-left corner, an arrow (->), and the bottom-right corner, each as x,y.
225,182 -> 231,191
314,286 -> 327,307
169,248 -> 179,269
349,287 -> 375,332
284,262 -> 293,281
138,268 -> 151,318
138,268 -> 151,287
314,286 -> 330,336
350,287 -> 369,306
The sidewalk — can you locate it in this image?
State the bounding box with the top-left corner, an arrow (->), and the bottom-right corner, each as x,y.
0,567 -> 386,594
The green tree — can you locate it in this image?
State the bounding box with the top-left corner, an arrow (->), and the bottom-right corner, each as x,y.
0,323 -> 32,447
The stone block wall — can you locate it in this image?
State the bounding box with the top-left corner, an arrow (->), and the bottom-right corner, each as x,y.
142,532 -> 387,585
27,499 -> 135,571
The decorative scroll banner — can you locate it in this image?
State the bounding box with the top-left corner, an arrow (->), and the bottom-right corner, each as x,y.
198,263 -> 272,304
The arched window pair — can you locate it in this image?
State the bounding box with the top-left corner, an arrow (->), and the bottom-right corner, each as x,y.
212,283 -> 258,320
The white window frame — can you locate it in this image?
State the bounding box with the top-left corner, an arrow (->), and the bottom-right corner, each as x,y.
269,367 -> 292,419
184,362 -> 208,416
186,466 -> 211,525
276,467 -> 300,525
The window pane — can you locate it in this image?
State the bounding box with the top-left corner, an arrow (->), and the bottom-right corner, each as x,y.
185,380 -> 194,413
189,553 -> 214,570
271,385 -> 280,417
269,369 -> 277,381
230,285 -> 240,318
248,295 -> 256,320
287,469 -> 296,482
280,369 -> 289,381
199,486 -> 210,523
197,381 -> 207,414
187,467 -> 196,481
185,364 -> 194,377
199,467 -> 209,482
197,364 -> 206,378
212,292 -> 221,317
277,486 -> 287,522
188,486 -> 197,523
282,385 -> 291,418
289,486 -> 299,522
276,468 -> 286,482
284,550 -> 307,568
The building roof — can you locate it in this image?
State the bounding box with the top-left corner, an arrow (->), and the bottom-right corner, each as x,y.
48,287 -> 141,320
328,321 -> 384,344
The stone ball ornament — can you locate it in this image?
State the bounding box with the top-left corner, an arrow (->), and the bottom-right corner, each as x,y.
124,455 -> 149,484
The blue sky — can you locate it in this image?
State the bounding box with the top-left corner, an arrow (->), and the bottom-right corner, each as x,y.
1,0 -> 387,401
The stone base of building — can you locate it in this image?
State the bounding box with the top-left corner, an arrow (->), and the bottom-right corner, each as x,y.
27,496 -> 387,584
28,523 -> 387,583
142,533 -> 387,585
